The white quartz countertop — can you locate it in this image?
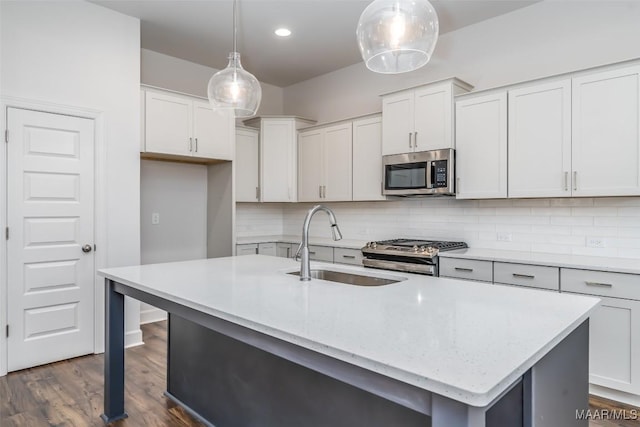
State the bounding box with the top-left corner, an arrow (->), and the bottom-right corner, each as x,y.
441,248 -> 640,275
99,255 -> 599,407
236,234 -> 365,249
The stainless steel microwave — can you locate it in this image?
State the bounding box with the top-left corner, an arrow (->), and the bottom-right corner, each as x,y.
383,149 -> 455,196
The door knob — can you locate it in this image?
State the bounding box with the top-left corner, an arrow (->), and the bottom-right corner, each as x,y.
82,244 -> 93,253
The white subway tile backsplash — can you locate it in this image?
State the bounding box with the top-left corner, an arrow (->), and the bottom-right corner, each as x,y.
237,196 -> 640,260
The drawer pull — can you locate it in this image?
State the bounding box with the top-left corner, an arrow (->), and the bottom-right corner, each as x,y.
585,281 -> 613,288
455,267 -> 473,272
309,251 -> 316,255
342,255 -> 356,259
513,273 -> 535,279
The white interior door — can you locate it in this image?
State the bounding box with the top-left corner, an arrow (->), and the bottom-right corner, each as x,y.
7,108 -> 95,371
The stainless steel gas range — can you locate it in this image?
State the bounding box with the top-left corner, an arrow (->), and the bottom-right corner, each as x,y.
361,239 -> 468,276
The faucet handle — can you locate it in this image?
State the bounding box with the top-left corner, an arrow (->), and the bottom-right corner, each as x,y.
294,242 -> 303,261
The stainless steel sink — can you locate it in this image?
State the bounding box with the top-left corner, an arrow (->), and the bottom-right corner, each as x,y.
287,269 -> 403,286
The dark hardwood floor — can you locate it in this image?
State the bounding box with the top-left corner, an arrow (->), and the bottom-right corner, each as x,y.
0,321 -> 638,426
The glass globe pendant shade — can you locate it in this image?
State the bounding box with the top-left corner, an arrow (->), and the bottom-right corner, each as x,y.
356,0 -> 439,74
207,52 -> 262,118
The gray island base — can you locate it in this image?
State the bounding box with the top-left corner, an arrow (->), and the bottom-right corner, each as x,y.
100,275 -> 590,427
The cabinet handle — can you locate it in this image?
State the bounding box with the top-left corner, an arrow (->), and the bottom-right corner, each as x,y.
414,131 -> 418,148
195,137 -> 198,152
342,255 -> 356,259
573,171 -> 577,191
323,185 -> 326,198
585,281 -> 613,288
286,247 -> 291,258
189,137 -> 193,152
455,267 -> 473,272
309,251 -> 316,255
513,273 -> 535,279
319,185 -> 322,198
564,171 -> 569,191
256,187 -> 260,200
456,177 -> 460,193
409,132 -> 413,148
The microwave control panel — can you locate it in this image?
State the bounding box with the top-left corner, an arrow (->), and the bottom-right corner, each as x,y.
432,160 -> 448,188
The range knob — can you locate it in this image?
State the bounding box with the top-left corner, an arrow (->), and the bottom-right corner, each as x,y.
368,241 -> 377,249
413,245 -> 419,252
419,246 -> 426,252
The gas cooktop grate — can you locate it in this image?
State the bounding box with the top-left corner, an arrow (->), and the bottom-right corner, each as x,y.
375,239 -> 467,252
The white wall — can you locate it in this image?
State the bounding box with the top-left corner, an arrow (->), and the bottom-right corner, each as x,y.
0,0 -> 142,363
141,48 -> 284,116
283,2 -> 640,123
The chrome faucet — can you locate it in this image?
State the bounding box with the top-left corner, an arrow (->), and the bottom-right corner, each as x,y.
296,205 -> 343,281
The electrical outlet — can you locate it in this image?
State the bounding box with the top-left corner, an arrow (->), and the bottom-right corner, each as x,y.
497,232 -> 512,242
587,237 -> 605,248
151,213 -> 160,225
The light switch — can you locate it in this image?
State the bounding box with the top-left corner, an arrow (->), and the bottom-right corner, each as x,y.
151,213 -> 160,225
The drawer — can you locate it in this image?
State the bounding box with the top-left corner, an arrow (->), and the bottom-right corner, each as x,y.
439,258 -> 493,282
308,245 -> 334,262
334,248 -> 363,266
561,268 -> 640,300
258,242 -> 277,256
236,244 -> 258,256
276,242 -> 296,258
494,262 -> 559,291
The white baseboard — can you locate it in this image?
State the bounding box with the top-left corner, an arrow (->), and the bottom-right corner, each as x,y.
590,383 -> 640,407
125,328 -> 144,348
140,307 -> 167,325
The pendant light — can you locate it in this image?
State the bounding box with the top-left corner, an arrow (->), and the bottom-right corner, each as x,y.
207,0 -> 262,118
356,0 -> 439,74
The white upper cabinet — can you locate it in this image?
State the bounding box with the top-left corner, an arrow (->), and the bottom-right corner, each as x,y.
235,127 -> 260,202
143,88 -> 234,162
572,65 -> 640,197
382,79 -> 472,155
192,100 -> 234,160
298,123 -> 353,202
353,115 -> 385,201
455,92 -> 508,199
244,116 -> 316,203
508,79 -> 572,198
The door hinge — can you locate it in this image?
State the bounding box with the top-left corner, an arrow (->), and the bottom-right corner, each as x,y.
5,227 -> 8,240
4,129 -> 8,143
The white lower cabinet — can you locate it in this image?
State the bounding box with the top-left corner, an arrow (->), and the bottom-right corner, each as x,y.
561,268 -> 640,395
236,244 -> 258,256
258,242 -> 277,256
277,243 -> 297,258
493,262 -> 559,291
439,258 -> 493,282
333,248 -> 363,266
308,245 -> 334,262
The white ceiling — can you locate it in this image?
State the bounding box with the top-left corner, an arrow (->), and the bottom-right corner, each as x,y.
92,0 -> 538,87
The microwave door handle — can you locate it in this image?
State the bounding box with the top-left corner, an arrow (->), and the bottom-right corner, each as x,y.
426,161 -> 433,189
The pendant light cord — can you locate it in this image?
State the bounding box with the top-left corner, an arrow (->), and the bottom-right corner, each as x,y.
233,0 -> 237,54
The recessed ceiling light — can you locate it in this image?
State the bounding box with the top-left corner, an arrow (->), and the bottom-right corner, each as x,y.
275,28 -> 292,37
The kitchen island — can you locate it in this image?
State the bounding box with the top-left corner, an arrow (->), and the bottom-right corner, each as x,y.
99,255 -> 599,426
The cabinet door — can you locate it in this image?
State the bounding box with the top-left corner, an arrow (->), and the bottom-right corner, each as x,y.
382,91 -> 414,155
261,119 -> 296,202
585,296 -> 640,395
298,129 -> 324,202
455,92 -> 508,199
145,91 -> 192,156
414,83 -> 453,150
276,243 -> 293,258
192,100 -> 234,160
323,123 -> 353,201
257,242 -> 277,256
235,128 -> 260,202
508,80 -> 572,198
236,244 -> 258,256
353,116 -> 385,201
572,66 -> 640,196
